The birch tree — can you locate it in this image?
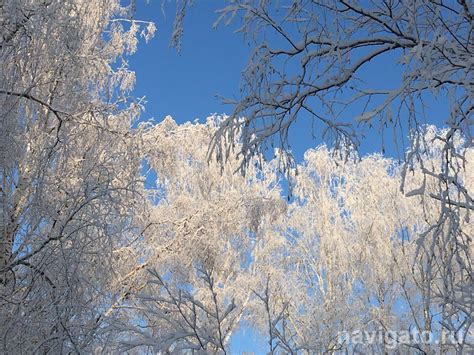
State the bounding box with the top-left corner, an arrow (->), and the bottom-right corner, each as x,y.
104,116 -> 286,353
211,0 -> 472,174
0,0 -> 155,352
255,133 -> 472,353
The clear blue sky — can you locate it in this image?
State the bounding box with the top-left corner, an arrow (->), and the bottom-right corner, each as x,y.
130,1 -> 450,352
131,1 -> 249,122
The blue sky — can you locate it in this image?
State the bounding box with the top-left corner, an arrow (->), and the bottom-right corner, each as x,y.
131,1 -> 249,122
130,1 -> 451,352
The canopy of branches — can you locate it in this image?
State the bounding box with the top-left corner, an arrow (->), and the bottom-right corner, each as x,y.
0,0 -> 472,353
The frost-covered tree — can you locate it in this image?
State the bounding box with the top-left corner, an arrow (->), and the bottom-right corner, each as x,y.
253,133 -> 472,353
104,116 -> 285,353
210,0 -> 472,173
0,0 -> 155,352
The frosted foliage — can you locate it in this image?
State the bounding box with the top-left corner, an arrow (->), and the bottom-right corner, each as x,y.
0,0 -> 155,352
226,135 -> 470,353
106,120 -> 471,353
106,117 -> 285,353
